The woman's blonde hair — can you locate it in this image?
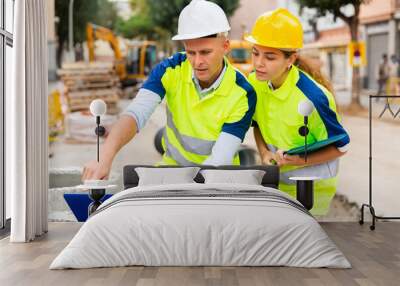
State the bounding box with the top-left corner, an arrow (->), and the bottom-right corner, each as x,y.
283,51 -> 334,94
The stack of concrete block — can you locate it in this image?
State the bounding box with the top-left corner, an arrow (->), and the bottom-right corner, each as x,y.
48,167 -> 122,222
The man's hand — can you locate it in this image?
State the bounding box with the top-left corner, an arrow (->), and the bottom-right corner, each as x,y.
80,115 -> 138,182
275,149 -> 305,167
81,160 -> 111,181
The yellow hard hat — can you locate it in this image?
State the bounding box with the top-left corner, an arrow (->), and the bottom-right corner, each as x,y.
245,8 -> 303,50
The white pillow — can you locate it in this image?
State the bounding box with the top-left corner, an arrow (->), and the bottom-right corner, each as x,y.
200,169 -> 266,185
135,167 -> 200,186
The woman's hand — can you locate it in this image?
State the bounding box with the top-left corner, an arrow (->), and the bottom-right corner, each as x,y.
260,151 -> 278,165
275,149 -> 305,167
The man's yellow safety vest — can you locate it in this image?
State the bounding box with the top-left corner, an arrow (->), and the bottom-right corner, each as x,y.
142,52 -> 256,166
249,65 -> 350,215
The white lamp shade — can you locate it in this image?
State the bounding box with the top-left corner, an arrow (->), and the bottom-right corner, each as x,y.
90,99 -> 107,116
298,100 -> 314,116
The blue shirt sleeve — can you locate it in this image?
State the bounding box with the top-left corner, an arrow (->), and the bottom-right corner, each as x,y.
142,52 -> 187,99
296,72 -> 350,148
221,71 -> 257,141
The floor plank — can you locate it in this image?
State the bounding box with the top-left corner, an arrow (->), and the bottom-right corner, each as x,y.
0,222 -> 399,286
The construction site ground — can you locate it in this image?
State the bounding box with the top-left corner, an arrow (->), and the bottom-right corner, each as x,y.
48,95 -> 400,222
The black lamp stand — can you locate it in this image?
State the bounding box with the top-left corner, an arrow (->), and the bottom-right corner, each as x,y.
359,95 -> 400,230
88,116 -> 106,216
294,116 -> 315,210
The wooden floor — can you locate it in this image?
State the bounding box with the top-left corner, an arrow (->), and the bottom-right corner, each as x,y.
0,222 -> 399,286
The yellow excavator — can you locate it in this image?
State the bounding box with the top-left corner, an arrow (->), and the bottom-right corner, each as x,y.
86,23 -> 157,87
227,40 -> 253,76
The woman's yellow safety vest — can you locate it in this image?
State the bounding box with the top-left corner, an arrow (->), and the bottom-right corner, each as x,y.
249,65 -> 350,215
142,52 -> 256,166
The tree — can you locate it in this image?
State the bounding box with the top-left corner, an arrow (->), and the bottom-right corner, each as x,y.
55,0 -> 119,66
115,15 -> 156,39
297,0 -> 371,107
120,0 -> 240,53
115,0 -> 158,40
146,0 -> 240,37
96,0 -> 120,30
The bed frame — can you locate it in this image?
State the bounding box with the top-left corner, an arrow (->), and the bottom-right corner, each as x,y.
123,165 -> 280,189
122,165 -> 315,211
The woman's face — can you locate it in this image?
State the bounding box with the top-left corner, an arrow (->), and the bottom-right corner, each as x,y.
251,44 -> 296,82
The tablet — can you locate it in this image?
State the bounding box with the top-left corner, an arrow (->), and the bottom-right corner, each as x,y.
285,134 -> 348,155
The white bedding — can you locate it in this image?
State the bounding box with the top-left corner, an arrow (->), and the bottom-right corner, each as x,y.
50,183 -> 351,269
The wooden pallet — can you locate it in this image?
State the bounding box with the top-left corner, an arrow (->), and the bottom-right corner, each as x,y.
67,91 -> 120,115
67,88 -> 121,98
64,81 -> 120,91
58,61 -> 122,115
60,74 -> 119,80
69,105 -> 119,115
59,61 -> 114,72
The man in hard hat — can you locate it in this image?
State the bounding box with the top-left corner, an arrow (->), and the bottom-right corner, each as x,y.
82,0 -> 256,180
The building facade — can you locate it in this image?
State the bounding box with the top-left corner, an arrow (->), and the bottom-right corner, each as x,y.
229,0 -> 278,40
359,0 -> 400,90
293,0 -> 400,96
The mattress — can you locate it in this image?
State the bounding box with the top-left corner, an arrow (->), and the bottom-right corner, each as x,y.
50,183 -> 351,269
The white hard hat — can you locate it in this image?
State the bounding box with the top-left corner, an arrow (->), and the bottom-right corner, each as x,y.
172,0 -> 231,41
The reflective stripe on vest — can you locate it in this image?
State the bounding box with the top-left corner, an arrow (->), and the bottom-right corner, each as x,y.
163,128 -> 199,166
166,108 -> 215,156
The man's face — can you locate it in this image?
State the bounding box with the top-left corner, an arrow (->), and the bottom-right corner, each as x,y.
183,37 -> 229,85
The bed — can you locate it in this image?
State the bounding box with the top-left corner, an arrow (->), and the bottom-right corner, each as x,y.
50,165 -> 350,269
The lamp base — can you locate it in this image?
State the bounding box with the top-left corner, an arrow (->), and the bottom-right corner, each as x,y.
88,188 -> 105,216
289,177 -> 319,211
296,180 -> 314,210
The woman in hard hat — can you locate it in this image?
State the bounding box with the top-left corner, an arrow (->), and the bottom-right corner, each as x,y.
245,8 -> 350,215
